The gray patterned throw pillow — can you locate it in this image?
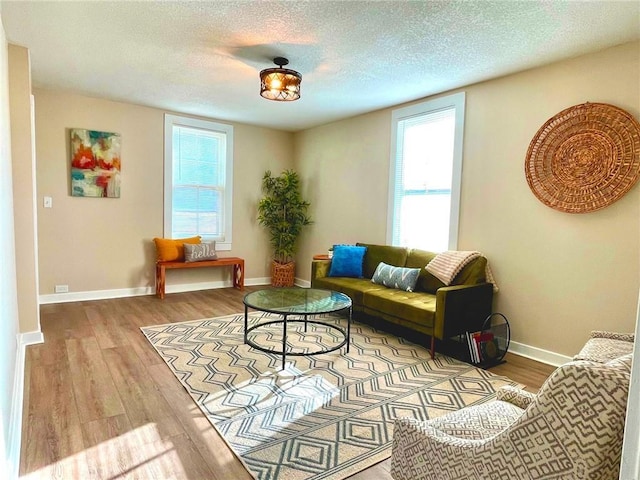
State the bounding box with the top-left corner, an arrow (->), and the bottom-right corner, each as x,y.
371,262 -> 421,292
184,241 -> 217,262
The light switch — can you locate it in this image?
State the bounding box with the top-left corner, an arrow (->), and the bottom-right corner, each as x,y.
44,196 -> 52,208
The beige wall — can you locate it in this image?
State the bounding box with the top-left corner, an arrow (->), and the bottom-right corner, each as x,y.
294,110 -> 391,259
294,41 -> 640,357
34,90 -> 292,294
32,42 -> 640,357
9,44 -> 39,334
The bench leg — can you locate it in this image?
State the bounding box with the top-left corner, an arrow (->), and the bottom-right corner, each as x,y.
233,260 -> 245,290
156,264 -> 166,299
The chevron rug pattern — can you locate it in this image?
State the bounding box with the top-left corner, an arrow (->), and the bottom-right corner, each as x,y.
141,313 -> 520,480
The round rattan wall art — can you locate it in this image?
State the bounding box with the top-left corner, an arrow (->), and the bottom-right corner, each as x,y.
525,102 -> 640,214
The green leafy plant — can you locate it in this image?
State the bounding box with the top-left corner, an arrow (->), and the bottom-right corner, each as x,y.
257,169 -> 312,264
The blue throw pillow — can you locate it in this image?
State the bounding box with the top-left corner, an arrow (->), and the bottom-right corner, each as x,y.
328,245 -> 367,278
371,262 -> 421,292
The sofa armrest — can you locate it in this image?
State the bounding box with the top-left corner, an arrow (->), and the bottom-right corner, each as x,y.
311,260 -> 331,282
574,331 -> 635,363
590,331 -> 635,343
496,385 -> 536,409
434,282 -> 493,340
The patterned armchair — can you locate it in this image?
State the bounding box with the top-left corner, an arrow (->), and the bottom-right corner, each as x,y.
391,335 -> 633,480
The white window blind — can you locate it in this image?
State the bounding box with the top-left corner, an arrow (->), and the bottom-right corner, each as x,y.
164,115 -> 233,250
388,93 -> 465,252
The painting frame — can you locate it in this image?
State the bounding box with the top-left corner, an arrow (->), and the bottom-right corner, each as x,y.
70,128 -> 121,198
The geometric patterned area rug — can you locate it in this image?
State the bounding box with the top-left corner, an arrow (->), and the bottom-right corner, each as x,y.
141,313 -> 521,480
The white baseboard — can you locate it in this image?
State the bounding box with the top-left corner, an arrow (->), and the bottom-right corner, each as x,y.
40,285 -> 154,304
295,278 -> 311,288
21,330 -> 44,346
508,340 -> 572,367
38,278 -> 272,304
8,330 -> 44,480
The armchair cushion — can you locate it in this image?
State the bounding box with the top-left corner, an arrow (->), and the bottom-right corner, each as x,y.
425,400 -> 523,440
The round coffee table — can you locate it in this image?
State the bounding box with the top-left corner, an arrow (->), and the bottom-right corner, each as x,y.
243,288 -> 352,369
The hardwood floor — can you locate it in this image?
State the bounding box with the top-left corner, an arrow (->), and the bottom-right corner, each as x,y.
21,287 -> 556,479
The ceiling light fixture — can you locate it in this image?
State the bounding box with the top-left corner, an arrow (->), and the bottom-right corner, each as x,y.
259,57 -> 301,102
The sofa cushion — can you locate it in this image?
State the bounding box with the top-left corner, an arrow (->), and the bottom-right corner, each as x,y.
357,243 -> 408,279
313,276 -> 385,307
363,288 -> 436,328
328,245 -> 367,278
371,262 -> 420,292
405,248 -> 445,294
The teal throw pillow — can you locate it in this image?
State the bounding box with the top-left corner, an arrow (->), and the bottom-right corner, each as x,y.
371,262 -> 421,292
328,245 -> 367,278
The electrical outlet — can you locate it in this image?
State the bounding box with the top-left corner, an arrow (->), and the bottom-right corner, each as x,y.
54,284 -> 69,293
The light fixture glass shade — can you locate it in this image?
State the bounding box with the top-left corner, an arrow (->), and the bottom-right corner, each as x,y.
260,66 -> 301,101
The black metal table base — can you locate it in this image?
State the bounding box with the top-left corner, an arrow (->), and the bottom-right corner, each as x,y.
244,307 -> 352,369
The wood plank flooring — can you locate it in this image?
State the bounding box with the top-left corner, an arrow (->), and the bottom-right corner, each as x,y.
21,287 -> 556,480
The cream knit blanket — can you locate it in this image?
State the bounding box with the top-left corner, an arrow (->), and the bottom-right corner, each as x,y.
426,250 -> 498,292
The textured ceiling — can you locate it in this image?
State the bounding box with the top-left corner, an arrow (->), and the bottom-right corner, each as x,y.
1,1 -> 639,132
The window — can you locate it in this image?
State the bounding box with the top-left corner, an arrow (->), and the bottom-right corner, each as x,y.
164,114 -> 233,250
387,92 -> 465,252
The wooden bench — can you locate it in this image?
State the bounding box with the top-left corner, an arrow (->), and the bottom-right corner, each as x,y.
155,257 -> 245,299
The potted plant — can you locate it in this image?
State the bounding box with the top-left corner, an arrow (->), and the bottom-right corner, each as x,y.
257,169 -> 312,287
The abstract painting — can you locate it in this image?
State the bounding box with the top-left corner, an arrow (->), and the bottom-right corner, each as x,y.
70,128 -> 121,197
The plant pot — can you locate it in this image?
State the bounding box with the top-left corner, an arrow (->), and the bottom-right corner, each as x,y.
271,261 -> 295,287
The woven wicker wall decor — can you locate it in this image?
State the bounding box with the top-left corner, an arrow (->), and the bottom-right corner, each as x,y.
525,102 -> 640,213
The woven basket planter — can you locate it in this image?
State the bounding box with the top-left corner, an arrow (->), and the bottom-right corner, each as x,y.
271,261 -> 295,287
525,102 -> 640,214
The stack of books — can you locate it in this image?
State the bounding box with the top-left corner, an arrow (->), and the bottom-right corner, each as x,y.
466,330 -> 499,364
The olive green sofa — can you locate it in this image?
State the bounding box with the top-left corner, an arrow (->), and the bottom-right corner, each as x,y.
311,243 -> 494,358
